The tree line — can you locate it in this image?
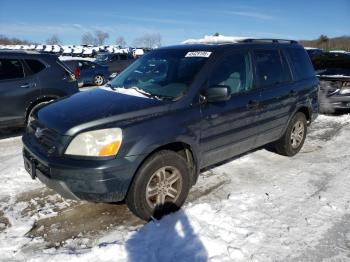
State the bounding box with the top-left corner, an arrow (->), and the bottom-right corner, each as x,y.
300,35 -> 350,51
2,33 -> 349,51
0,31 -> 162,49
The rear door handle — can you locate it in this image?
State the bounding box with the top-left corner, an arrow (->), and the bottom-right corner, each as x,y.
247,100 -> 260,110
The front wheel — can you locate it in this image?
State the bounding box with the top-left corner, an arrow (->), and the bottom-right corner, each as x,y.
126,150 -> 191,221
93,75 -> 105,86
273,112 -> 307,156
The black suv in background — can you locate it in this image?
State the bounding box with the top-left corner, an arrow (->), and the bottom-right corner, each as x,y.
310,51 -> 350,112
0,51 -> 79,128
23,39 -> 318,220
95,52 -> 135,73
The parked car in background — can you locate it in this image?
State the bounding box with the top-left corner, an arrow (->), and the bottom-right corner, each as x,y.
62,59 -> 109,86
78,60 -> 109,86
23,38 -> 318,220
313,52 -> 350,112
62,46 -> 73,56
95,52 -> 135,73
0,50 -> 79,128
305,47 -> 324,58
72,47 -> 83,57
60,60 -> 81,82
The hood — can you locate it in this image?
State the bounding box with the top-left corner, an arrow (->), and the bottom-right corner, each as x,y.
37,87 -> 168,135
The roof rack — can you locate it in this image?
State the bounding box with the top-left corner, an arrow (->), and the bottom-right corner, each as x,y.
182,35 -> 298,45
241,38 -> 298,44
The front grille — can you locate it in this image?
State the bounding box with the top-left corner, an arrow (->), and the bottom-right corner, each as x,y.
27,120 -> 60,155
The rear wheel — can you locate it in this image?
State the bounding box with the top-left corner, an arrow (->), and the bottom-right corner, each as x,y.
273,112 -> 307,156
93,75 -> 105,86
126,150 -> 191,221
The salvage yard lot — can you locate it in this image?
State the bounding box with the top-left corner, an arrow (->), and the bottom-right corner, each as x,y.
1,114 -> 350,261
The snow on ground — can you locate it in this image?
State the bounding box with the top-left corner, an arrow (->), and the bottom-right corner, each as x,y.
1,114 -> 350,261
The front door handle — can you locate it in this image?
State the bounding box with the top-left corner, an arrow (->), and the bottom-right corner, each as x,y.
21,83 -> 36,88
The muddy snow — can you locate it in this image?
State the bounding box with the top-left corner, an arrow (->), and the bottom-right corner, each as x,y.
0,114 -> 350,261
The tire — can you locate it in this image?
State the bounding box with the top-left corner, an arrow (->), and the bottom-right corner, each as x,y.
273,112 -> 307,156
93,75 -> 105,86
126,150 -> 191,221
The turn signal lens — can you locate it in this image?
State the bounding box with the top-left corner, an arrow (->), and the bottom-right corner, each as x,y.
99,141 -> 121,156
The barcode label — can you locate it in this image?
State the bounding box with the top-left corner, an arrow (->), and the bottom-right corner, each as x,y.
185,51 -> 212,58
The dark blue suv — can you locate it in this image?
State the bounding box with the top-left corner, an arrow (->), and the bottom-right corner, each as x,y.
22,39 -> 318,220
0,51 -> 78,128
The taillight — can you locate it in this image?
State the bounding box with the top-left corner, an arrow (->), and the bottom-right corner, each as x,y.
74,66 -> 81,79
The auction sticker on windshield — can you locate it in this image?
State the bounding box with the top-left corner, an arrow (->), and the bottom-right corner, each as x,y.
185,51 -> 212,58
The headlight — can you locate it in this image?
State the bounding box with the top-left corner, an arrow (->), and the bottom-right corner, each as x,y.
340,88 -> 350,95
65,128 -> 122,157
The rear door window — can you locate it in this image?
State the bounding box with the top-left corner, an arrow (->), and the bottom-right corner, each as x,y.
286,48 -> 315,80
254,50 -> 291,88
25,59 -> 46,74
0,59 -> 25,80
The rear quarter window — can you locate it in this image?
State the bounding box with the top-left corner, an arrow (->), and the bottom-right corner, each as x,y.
253,49 -> 291,88
25,59 -> 46,74
286,48 -> 315,81
0,59 -> 25,80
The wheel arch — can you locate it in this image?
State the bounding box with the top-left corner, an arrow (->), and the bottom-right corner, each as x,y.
296,106 -> 311,123
25,95 -> 59,120
125,141 -> 199,199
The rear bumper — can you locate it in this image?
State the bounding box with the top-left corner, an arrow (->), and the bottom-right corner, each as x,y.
319,95 -> 350,110
22,140 -> 145,202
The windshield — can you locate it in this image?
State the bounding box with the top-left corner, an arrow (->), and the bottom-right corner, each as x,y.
109,49 -> 210,99
96,54 -> 111,62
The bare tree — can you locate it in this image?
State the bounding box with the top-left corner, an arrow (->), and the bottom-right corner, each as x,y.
133,33 -> 162,48
318,34 -> 329,50
300,35 -> 350,51
94,30 -> 109,46
116,36 -> 126,47
0,34 -> 34,45
46,34 -> 62,45
81,32 -> 95,45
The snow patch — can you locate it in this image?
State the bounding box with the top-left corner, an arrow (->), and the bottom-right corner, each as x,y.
182,35 -> 252,44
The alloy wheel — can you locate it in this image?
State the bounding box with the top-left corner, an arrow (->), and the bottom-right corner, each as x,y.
94,75 -> 104,85
290,120 -> 305,148
145,166 -> 183,209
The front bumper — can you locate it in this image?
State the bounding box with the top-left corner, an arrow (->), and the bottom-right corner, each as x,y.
22,140 -> 145,202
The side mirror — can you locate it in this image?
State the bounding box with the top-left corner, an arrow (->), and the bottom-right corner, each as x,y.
204,85 -> 231,102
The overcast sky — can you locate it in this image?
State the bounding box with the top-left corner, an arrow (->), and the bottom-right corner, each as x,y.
0,0 -> 349,45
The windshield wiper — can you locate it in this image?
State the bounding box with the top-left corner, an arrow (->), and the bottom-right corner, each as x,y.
129,87 -> 162,100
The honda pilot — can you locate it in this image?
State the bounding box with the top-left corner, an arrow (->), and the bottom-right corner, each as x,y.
22,39 -> 318,220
